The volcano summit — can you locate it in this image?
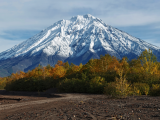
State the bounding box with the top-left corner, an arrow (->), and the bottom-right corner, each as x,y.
0,14 -> 160,77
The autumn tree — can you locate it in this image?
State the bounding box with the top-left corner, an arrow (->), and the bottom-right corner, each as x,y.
46,64 -> 53,70
50,61 -> 66,79
64,61 -> 70,70
138,49 -> 157,65
138,49 -> 159,84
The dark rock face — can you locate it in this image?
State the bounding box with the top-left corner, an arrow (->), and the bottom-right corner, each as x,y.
0,52 -> 68,77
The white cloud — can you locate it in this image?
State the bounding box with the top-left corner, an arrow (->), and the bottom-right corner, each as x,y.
101,12 -> 160,26
0,0 -> 160,30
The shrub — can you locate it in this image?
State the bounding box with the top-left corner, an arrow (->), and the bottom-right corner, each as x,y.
73,78 -> 88,93
104,82 -> 118,98
129,85 -> 141,96
114,76 -> 131,98
88,76 -> 105,93
5,77 -> 58,92
58,76 -> 106,94
132,82 -> 150,95
104,70 -> 131,98
0,78 -> 6,89
149,84 -> 160,96
57,78 -> 87,93
104,79 -> 131,98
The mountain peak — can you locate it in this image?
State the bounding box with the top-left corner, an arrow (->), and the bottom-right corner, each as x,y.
71,14 -> 96,21
0,14 -> 160,61
83,14 -> 95,18
0,14 -> 160,77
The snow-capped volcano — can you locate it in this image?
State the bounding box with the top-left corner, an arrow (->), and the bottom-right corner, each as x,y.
0,14 -> 160,77
0,14 -> 100,60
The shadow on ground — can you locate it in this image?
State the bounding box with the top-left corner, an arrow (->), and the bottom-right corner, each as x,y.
0,88 -> 62,98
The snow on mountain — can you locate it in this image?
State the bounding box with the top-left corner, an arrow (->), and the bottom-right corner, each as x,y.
0,14 -> 158,60
0,14 -> 160,77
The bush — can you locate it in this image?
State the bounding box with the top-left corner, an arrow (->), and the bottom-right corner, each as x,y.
58,76 -> 106,94
104,82 -> 118,98
88,76 -> 105,93
149,84 -> 160,96
104,78 -> 131,98
104,69 -> 132,98
114,75 -> 131,98
129,85 -> 140,96
132,82 -> 150,95
0,78 -> 6,89
57,78 -> 87,93
5,77 -> 58,92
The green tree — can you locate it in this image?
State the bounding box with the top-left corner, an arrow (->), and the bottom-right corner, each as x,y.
138,49 -> 158,84
138,49 -> 157,65
64,61 -> 70,70
46,64 -> 53,70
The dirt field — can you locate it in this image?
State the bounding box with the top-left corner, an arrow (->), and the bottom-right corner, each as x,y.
0,89 -> 160,120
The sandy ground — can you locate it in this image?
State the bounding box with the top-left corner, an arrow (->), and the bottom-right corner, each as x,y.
0,90 -> 160,120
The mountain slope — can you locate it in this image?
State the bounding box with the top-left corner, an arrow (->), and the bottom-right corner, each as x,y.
0,14 -> 160,77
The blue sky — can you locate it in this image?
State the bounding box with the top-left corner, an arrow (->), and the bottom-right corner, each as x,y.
0,0 -> 160,53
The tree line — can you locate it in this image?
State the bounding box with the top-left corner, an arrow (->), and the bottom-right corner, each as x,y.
0,49 -> 160,97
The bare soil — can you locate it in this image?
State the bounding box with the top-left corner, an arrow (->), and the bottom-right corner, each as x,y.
0,89 -> 160,120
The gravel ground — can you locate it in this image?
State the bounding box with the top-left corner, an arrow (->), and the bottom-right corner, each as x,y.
0,90 -> 160,120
